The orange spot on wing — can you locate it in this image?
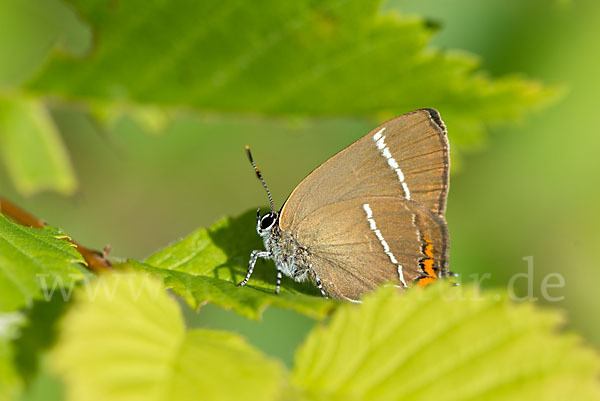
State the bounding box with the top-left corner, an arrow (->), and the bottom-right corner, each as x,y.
421,257 -> 437,278
418,235 -> 438,287
424,241 -> 435,259
418,276 -> 437,287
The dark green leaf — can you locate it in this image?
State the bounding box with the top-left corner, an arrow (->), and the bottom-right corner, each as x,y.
128,209 -> 337,320
12,296 -> 70,387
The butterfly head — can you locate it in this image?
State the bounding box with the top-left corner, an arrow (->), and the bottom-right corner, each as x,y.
246,145 -> 279,237
256,209 -> 279,237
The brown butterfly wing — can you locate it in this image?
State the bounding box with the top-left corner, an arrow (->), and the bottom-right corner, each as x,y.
279,109 -> 449,236
293,196 -> 449,300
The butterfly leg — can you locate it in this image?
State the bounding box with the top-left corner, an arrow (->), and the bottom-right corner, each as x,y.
238,250 -> 270,287
449,271 -> 460,286
309,264 -> 328,299
275,267 -> 282,295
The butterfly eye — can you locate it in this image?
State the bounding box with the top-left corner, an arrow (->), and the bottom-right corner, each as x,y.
260,213 -> 277,230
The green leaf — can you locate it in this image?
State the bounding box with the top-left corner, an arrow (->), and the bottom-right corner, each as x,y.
51,273 -> 286,401
0,313 -> 25,401
0,214 -> 86,312
0,0 -> 91,88
291,284 -> 600,401
129,209 -> 337,320
27,0 -> 557,147
14,359 -> 64,401
0,340 -> 22,401
12,296 -> 70,386
0,95 -> 77,196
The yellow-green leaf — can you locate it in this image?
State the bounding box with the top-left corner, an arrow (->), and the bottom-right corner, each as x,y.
291,284 -> 600,401
52,273 -> 286,401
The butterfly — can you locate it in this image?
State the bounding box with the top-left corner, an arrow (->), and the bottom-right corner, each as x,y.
238,109 -> 450,301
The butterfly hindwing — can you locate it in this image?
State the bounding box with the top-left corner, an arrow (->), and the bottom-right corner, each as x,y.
293,196 -> 449,300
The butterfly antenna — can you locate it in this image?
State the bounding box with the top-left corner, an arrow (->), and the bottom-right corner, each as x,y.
245,146 -> 274,212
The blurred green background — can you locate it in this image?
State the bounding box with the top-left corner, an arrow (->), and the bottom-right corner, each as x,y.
1,0 -> 599,396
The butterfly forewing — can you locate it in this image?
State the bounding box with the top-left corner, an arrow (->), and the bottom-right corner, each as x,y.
293,196 -> 449,300
279,109 -> 449,235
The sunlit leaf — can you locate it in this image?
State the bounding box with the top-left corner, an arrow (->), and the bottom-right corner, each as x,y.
0,214 -> 86,312
52,273 -> 286,401
291,284 -> 600,401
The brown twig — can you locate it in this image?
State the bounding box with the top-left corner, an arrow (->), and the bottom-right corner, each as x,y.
0,197 -> 112,273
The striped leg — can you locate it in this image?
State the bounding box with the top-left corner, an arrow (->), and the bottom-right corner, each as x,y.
238,250 -> 270,287
310,264 -> 328,299
275,267 -> 282,295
